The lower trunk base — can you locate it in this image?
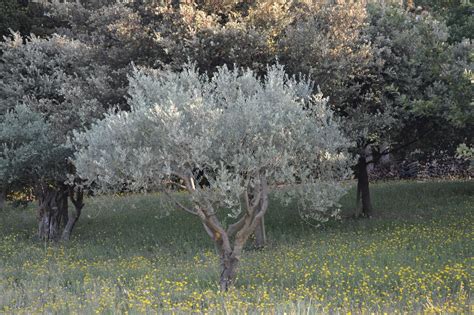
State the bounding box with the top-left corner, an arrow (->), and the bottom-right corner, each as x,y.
220,256 -> 238,291
37,187 -> 68,241
37,186 -> 84,241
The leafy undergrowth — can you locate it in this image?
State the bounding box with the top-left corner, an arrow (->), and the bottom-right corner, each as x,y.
0,180 -> 472,314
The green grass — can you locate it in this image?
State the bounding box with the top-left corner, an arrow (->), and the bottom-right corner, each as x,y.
0,180 -> 472,314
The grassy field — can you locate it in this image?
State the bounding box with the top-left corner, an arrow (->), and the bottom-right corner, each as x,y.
0,180 -> 472,314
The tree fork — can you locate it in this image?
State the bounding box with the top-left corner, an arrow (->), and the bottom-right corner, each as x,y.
196,176 -> 269,291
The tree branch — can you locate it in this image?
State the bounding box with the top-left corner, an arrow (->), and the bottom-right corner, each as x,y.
163,190 -> 197,216
381,127 -> 433,156
364,127 -> 434,166
227,214 -> 247,237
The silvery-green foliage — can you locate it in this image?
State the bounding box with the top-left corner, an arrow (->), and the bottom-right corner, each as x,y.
73,64 -> 352,221
0,105 -> 68,190
0,31 -> 114,192
0,32 -> 107,137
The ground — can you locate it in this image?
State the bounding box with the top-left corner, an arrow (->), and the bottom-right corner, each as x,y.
0,180 -> 472,314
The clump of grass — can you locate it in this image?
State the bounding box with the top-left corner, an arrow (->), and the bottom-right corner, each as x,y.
0,180 -> 472,313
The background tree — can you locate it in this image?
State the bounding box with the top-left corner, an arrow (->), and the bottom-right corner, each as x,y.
413,0 -> 473,43
72,64 -> 352,290
0,105 -> 54,211
365,4 -> 473,169
0,0 -> 30,38
0,0 -> 69,40
274,2 -> 472,216
0,32 -> 112,239
275,1 -> 388,217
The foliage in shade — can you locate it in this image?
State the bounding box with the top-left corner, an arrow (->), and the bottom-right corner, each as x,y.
40,1 -> 473,156
0,31 -> 119,184
414,0 -> 473,43
0,0 -> 29,38
366,4 -> 473,155
0,105 -> 67,191
0,32 -> 108,136
0,31 -> 115,238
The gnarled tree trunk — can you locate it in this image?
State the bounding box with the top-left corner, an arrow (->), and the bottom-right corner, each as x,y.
61,189 -> 84,241
37,185 -> 69,241
219,249 -> 239,291
355,155 -> 372,218
170,171 -> 269,291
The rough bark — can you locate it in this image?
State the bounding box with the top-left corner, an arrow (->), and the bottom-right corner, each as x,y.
219,251 -> 239,291
173,171 -> 270,291
61,189 -> 84,241
37,185 -> 69,241
219,176 -> 269,290
168,171 -> 270,291
0,187 -> 6,211
254,216 -> 266,248
355,155 -> 373,218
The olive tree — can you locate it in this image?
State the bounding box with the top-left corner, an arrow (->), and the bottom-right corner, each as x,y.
0,32 -> 112,239
0,105 -> 54,211
72,64 -> 352,290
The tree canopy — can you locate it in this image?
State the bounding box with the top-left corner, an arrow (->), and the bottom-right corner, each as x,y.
72,64 -> 353,289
